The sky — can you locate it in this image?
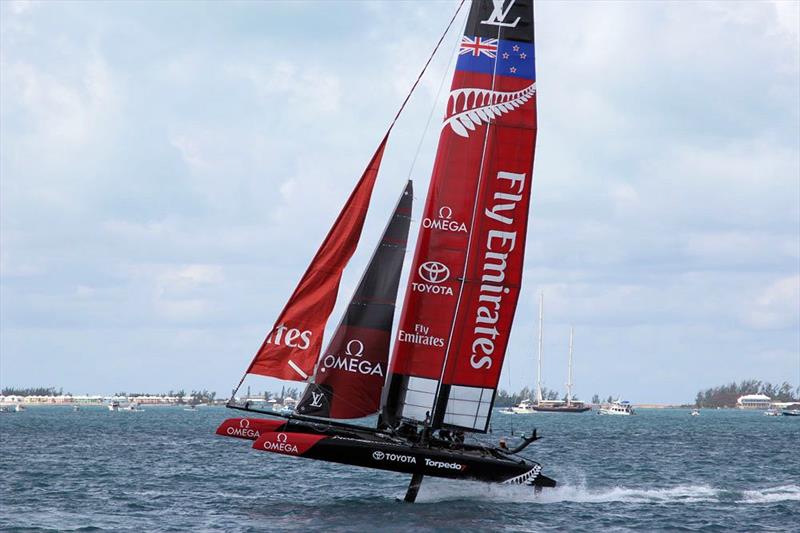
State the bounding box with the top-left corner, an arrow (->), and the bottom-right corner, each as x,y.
1,0 -> 798,404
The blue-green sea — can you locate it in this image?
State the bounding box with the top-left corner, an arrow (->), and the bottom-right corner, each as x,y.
1,406 -> 798,532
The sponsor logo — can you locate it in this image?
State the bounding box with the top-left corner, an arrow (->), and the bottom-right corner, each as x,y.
413,261 -> 454,296
261,432 -> 300,454
372,450 -> 416,464
444,84 -> 536,139
470,171 -> 525,371
398,323 -> 445,348
422,206 -> 467,233
424,458 -> 464,471
309,391 -> 324,408
225,418 -> 260,439
265,323 -> 312,350
345,339 -> 364,357
320,338 -> 384,377
481,0 -> 521,28
418,261 -> 449,283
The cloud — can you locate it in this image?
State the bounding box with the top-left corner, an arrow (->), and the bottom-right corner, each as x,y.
745,275 -> 800,329
1,1 -> 797,401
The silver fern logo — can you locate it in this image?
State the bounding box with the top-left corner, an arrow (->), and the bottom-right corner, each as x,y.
443,83 -> 536,138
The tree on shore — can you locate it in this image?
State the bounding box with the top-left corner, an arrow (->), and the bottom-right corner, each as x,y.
2,387 -> 67,396
694,380 -> 797,408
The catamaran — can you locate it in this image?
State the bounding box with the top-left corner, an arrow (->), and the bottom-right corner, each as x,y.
215,0 -> 556,502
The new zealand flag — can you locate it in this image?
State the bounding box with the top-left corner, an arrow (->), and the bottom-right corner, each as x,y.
456,35 -> 535,80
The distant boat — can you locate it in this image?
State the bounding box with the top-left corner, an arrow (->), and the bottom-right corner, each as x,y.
14,404 -> 25,412
184,405 -> 198,412
531,296 -> 591,413
599,400 -> 634,416
73,405 -> 80,412
509,399 -> 537,414
108,401 -> 120,412
122,402 -> 144,412
782,410 -> 800,417
691,409 -> 700,416
764,408 -> 781,416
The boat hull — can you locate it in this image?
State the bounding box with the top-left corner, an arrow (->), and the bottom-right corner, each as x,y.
216,417 -> 556,488
532,405 -> 591,413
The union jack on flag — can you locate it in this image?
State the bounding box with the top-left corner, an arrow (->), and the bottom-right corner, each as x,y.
459,36 -> 498,58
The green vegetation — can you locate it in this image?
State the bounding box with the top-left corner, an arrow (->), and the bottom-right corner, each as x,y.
694,380 -> 798,408
495,387 -> 578,406
1,387 -> 67,396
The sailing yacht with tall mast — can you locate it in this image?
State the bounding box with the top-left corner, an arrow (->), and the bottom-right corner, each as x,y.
532,325 -> 591,413
525,293 -> 591,413
215,0 -> 556,501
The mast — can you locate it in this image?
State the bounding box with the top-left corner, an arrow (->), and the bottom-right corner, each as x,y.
536,292 -> 543,404
566,327 -> 573,406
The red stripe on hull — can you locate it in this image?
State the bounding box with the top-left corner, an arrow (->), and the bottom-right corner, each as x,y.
252,431 -> 327,456
215,418 -> 287,441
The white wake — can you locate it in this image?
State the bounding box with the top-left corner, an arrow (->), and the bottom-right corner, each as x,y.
739,485 -> 800,504
416,480 -> 800,505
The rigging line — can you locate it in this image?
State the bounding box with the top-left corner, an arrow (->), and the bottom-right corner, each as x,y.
389,0 -> 467,130
230,0 -> 466,405
405,8 -> 465,183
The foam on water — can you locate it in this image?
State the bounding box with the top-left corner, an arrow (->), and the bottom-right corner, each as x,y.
418,478 -> 800,506
417,479 -> 722,504
739,485 -> 800,504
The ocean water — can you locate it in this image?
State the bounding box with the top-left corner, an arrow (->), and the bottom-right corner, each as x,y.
1,407 -> 798,532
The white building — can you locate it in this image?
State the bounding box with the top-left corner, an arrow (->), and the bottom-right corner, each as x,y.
736,394 -> 771,409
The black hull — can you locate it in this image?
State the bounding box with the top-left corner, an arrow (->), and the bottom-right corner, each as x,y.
532,405 -> 592,413
296,432 -> 551,485
216,416 -> 556,489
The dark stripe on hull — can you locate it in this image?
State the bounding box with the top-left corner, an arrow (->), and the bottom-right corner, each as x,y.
532,406 -> 592,413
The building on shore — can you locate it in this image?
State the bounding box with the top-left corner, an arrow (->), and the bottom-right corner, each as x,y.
0,394 -> 183,406
736,394 -> 771,409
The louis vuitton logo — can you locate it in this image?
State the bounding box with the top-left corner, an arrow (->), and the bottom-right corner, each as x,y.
481,0 -> 521,28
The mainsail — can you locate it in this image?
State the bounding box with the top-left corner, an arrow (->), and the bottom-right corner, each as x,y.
242,135 -> 389,383
296,181 -> 413,419
383,0 -> 537,432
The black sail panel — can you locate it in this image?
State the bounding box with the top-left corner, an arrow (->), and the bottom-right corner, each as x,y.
296,181 -> 413,419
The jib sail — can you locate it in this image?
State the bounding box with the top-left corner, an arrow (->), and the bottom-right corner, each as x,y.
241,136 -> 389,384
296,181 -> 413,419
382,0 -> 537,433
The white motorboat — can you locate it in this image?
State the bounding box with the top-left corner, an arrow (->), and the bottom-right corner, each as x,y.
599,400 -> 634,416
510,399 -> 537,414
763,409 -> 781,416
108,401 -> 120,411
122,402 -> 144,412
691,409 -> 700,416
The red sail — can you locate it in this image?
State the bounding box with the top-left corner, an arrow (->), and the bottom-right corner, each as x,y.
245,136 -> 388,382
382,0 -> 536,432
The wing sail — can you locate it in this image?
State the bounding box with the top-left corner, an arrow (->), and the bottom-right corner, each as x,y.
382,0 -> 537,433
